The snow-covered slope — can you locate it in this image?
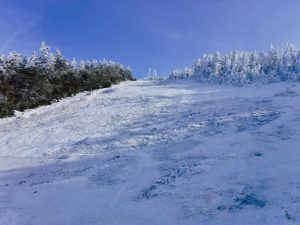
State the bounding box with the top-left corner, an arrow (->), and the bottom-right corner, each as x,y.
0,80 -> 300,225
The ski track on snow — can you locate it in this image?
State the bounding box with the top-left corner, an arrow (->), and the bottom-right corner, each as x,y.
0,80 -> 300,225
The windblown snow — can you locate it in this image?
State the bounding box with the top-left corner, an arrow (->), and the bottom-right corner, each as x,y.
0,80 -> 300,225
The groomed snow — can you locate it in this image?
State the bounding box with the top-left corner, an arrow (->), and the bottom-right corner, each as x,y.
0,80 -> 300,225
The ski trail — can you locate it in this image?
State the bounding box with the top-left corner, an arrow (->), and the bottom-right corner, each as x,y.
0,80 -> 300,225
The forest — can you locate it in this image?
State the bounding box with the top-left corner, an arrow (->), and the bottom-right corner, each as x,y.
0,42 -> 134,118
170,44 -> 300,84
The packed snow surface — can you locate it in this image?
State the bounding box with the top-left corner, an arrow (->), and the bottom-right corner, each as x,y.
0,80 -> 300,225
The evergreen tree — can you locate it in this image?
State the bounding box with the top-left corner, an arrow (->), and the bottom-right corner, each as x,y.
212,52 -> 224,76
70,58 -> 78,71
6,51 -> 22,72
36,41 -> 54,72
248,52 -> 261,81
79,60 -> 86,71
26,52 -> 37,70
54,48 -> 67,71
0,55 -> 6,73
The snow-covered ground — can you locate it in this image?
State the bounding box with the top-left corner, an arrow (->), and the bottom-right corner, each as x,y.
0,80 -> 300,225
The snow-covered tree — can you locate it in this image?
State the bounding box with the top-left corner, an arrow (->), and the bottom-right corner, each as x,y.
36,41 -> 54,72
26,52 -> 37,70
91,59 -> 98,70
54,48 -> 67,71
263,44 -> 280,82
70,58 -> 78,71
0,55 -> 6,73
6,51 -> 22,71
212,52 -> 225,78
281,43 -> 298,80
79,60 -> 86,71
247,52 -> 261,81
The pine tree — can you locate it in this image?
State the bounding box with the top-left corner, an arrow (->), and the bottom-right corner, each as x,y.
54,48 -> 67,71
212,52 -> 224,75
70,58 -> 78,71
265,44 -> 280,81
26,52 -> 37,70
248,52 -> 261,82
79,60 -> 86,71
91,59 -> 98,70
36,41 -> 54,72
6,51 -> 22,72
0,55 -> 6,73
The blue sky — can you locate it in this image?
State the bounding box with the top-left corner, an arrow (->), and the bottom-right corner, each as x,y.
1,0 -> 300,78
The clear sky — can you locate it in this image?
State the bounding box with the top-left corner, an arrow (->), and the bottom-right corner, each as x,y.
1,0 -> 300,78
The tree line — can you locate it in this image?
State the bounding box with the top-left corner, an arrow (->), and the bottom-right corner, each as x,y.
0,42 -> 134,118
169,44 -> 300,84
